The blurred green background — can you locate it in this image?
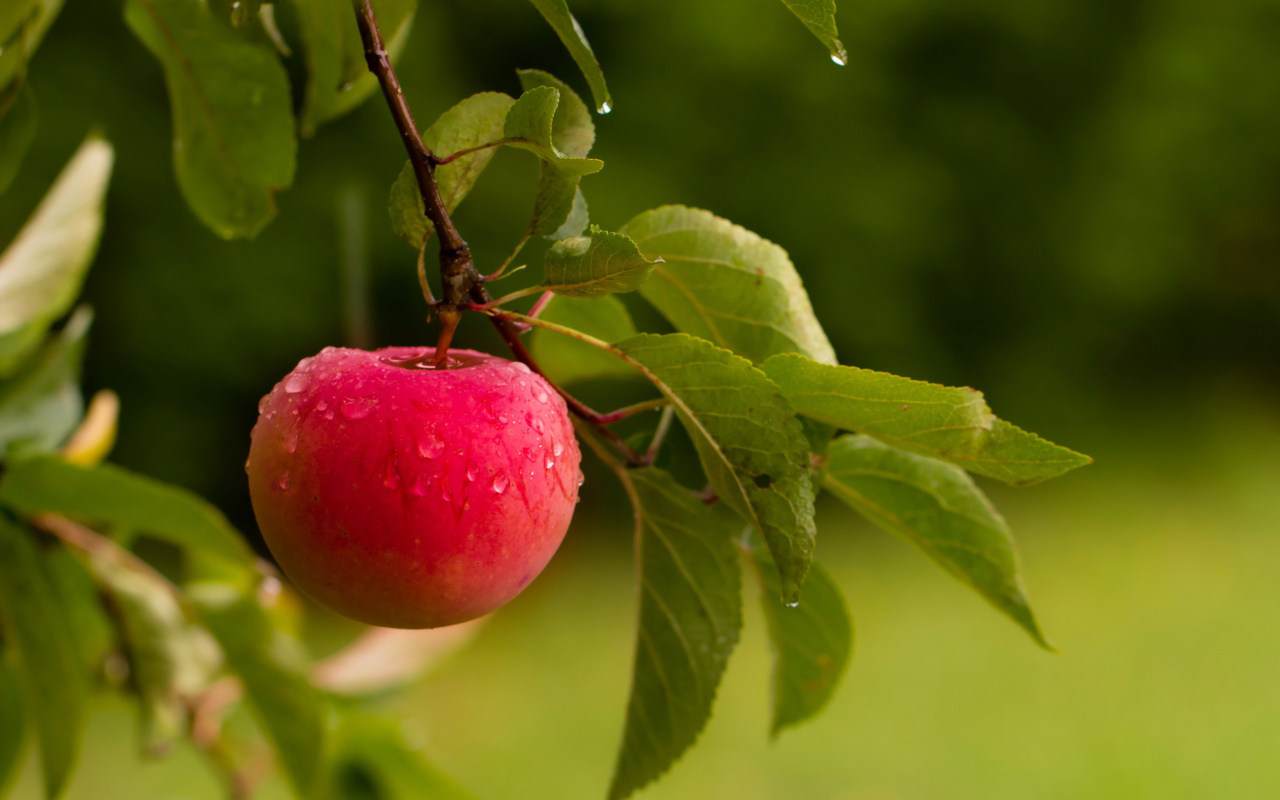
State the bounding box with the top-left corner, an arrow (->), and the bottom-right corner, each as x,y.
4,0 -> 1280,796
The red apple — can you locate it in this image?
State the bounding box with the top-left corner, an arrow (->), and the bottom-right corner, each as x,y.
246,346 -> 582,628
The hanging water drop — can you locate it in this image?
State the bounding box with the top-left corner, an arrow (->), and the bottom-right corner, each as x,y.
785,600 -> 800,608
577,468 -> 585,487
598,100 -> 612,114
830,51 -> 848,66
283,372 -> 311,393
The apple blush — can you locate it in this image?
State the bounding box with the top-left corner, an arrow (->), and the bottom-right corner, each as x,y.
246,346 -> 582,628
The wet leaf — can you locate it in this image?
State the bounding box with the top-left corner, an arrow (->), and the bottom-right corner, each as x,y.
542,227 -> 657,298
502,86 -> 603,177
778,0 -> 847,65
524,0 -> 610,114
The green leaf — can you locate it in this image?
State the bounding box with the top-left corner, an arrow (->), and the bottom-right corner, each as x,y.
762,353 -> 1093,485
388,92 -> 515,248
529,294 -> 639,385
42,546 -> 114,674
524,0 -> 611,114
0,82 -> 37,196
187,582 -> 327,795
0,455 -> 256,567
294,0 -> 417,136
620,206 -> 837,367
0,657 -> 26,796
778,0 -> 847,65
748,539 -> 852,735
125,0 -> 297,238
517,69 -> 594,238
542,227 -> 657,298
502,86 -> 603,176
0,306 -> 90,457
0,0 -> 64,91
609,467 -> 743,800
824,434 -> 1052,648
326,712 -> 477,800
616,333 -> 815,602
0,517 -> 87,799
0,137 -> 112,375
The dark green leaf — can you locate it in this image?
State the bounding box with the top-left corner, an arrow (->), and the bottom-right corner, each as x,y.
0,306 -> 90,457
524,0 -> 611,114
616,333 -> 815,602
762,353 -> 1092,485
0,455 -> 255,567
42,546 -> 114,675
621,206 -> 837,366
0,82 -> 37,196
0,0 -> 63,91
517,69 -> 594,237
502,86 -> 603,176
0,657 -> 26,795
823,434 -> 1052,647
778,0 -> 847,65
187,582 -> 326,795
0,517 -> 87,799
325,712 -> 477,800
294,0 -> 417,135
388,92 -> 515,248
542,227 -> 657,298
749,539 -> 852,735
125,0 -> 297,238
609,467 -> 742,800
0,138 -> 112,375
529,294 -> 639,385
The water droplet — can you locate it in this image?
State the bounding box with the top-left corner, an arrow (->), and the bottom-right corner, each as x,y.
257,396 -> 269,414
830,51 -> 848,66
341,397 -> 375,420
523,446 -> 537,462
316,399 -> 328,412
465,461 -> 478,482
283,372 -> 310,393
517,378 -> 528,388
598,100 -> 612,114
553,439 -> 564,457
498,414 -> 508,424
492,472 -> 509,494
321,346 -> 336,354
417,429 -> 444,458
410,472 -> 432,496
324,409 -> 335,420
532,417 -> 545,434
383,457 -> 401,489
534,388 -> 549,404
785,600 -> 800,608
577,468 -> 585,487
441,479 -> 453,501
275,472 -> 291,491
544,455 -> 555,470
513,362 -> 532,374
285,424 -> 299,453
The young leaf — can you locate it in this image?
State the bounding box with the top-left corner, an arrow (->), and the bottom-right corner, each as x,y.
542,228 -> 657,297
823,434 -> 1052,648
326,712 -> 477,800
762,353 -> 1092,485
523,0 -> 611,114
0,82 -> 37,196
502,86 -> 603,177
748,540 -> 852,735
0,455 -> 256,567
0,138 -> 111,375
609,467 -> 743,800
187,582 -> 327,795
778,0 -> 847,65
0,306 -> 90,457
294,0 -> 417,135
125,0 -> 297,238
616,333 -> 816,602
528,294 -> 639,385
0,656 -> 27,795
388,92 -> 515,248
517,69 -> 594,238
0,0 -> 64,91
0,518 -> 87,799
620,206 -> 837,367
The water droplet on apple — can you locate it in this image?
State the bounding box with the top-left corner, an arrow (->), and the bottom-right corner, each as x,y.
523,446 -> 537,462
341,397 -> 375,420
275,472 -> 291,490
544,454 -> 555,470
441,479 -> 453,501
410,472 -> 432,496
532,417 -> 545,434
283,372 -> 311,393
492,472 -> 509,494
324,409 -> 335,420
316,399 -> 328,412
417,430 -> 444,458
534,388 -> 549,403
513,362 -> 532,374
465,461 -> 478,482
553,439 -> 564,457
257,396 -> 269,414
577,468 -> 585,487
285,424 -> 299,453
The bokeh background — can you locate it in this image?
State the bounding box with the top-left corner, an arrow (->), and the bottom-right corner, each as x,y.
4,0 -> 1280,796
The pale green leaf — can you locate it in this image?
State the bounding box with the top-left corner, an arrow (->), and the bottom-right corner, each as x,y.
621,206 -> 836,367
529,294 -> 639,385
294,0 -> 417,135
762,353 -> 1092,485
0,306 -> 90,457
0,82 -> 37,196
749,539 -> 852,734
517,69 -> 594,237
326,712 -> 477,800
616,333 -> 815,602
0,518 -> 87,799
502,86 -> 603,177
0,0 -> 63,91
524,0 -> 610,114
0,655 -> 27,795
543,227 -> 657,298
609,467 -> 742,800
125,0 -> 297,238
0,138 -> 111,374
388,92 -> 515,248
778,0 -> 847,65
0,455 -> 256,566
824,434 -> 1051,647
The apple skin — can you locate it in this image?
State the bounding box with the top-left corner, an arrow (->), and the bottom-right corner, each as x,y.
247,346 -> 582,629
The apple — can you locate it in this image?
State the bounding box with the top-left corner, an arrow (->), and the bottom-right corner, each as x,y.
246,346 -> 582,628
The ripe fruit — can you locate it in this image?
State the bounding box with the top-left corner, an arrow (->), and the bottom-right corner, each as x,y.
246,346 -> 582,628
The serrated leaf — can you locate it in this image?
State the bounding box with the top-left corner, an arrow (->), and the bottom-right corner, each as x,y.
187,582 -> 326,795
294,0 -> 416,135
749,538 -> 852,735
762,353 -> 1092,485
621,206 -> 836,367
125,0 -> 297,238
0,82 -> 37,196
524,0 -> 610,114
0,0 -> 63,91
0,517 -> 87,799
529,294 -> 639,385
0,656 -> 27,795
542,227 -> 657,298
0,306 -> 90,458
503,86 -> 603,177
326,712 -> 477,800
609,467 -> 742,800
517,69 -> 594,237
0,455 -> 255,566
388,92 -> 515,248
0,138 -> 111,375
616,333 -> 815,602
824,434 -> 1051,647
778,0 -> 847,65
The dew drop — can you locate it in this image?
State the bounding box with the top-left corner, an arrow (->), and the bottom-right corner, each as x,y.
512,362 -> 532,374
523,446 -> 537,462
785,600 -> 800,608
544,455 -> 555,470
410,472 -> 432,496
441,479 -> 453,501
341,397 -> 375,420
465,461 -> 478,482
283,372 -> 311,393
316,399 -> 329,412
553,439 -> 564,457
532,417 -> 545,434
598,100 -> 612,114
830,51 -> 848,66
285,425 -> 299,453
257,396 -> 269,414
517,378 -> 528,388
324,409 -> 335,420
417,430 -> 444,458
275,472 -> 291,491
492,472 -> 509,494
534,388 -> 549,404
577,468 -> 585,487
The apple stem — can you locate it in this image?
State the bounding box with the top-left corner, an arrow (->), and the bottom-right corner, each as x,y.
595,397 -> 669,425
